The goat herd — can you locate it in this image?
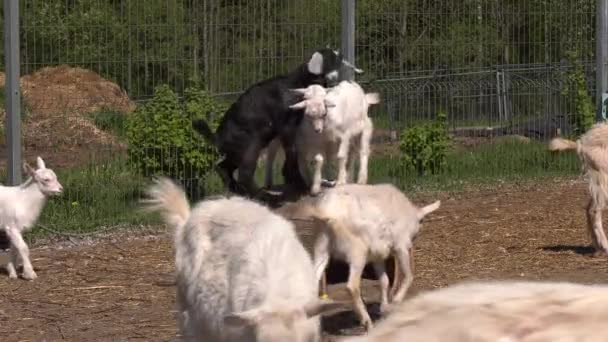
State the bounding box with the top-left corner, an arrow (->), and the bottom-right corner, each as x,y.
2,47 -> 608,341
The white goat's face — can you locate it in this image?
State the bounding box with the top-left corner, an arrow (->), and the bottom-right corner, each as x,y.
290,86 -> 329,133
290,97 -> 327,134
224,300 -> 348,342
24,157 -> 63,196
305,100 -> 328,134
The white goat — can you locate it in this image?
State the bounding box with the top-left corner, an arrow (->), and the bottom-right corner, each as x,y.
263,85 -> 329,192
143,177 -> 346,342
265,81 -> 380,195
310,183 -> 441,330
344,280 -> 608,342
549,121 -> 608,255
0,156 -> 63,280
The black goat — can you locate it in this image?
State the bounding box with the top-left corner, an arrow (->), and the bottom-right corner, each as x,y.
193,48 -> 354,198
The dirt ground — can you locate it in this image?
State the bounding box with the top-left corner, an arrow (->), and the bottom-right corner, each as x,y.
2,178 -> 608,341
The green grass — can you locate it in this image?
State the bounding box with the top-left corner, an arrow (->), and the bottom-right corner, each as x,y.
89,108 -> 128,139
34,159 -> 156,235
368,137 -> 580,193
14,138 -> 581,238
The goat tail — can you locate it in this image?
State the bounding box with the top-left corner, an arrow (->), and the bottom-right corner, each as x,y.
192,119 -> 217,145
548,137 -> 578,152
142,177 -> 191,231
417,200 -> 441,221
365,92 -> 381,105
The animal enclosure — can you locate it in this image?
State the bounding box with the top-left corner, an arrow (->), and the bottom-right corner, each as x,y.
1,0 -> 608,340
0,1 -> 600,234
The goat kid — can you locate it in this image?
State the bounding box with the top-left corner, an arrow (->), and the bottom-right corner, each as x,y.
193,48 -> 362,199
1,157 -> 63,280
143,177 -> 347,342
310,183 -> 440,330
549,121 -> 608,255
265,81 -> 380,195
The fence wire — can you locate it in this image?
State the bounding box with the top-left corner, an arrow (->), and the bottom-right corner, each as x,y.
0,0 -> 599,232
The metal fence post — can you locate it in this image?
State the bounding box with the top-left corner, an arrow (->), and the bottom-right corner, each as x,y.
4,0 -> 22,185
341,0 -> 355,81
597,0 -> 608,121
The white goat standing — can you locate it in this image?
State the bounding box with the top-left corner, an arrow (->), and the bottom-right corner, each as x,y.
265,81 -> 380,195
310,183 -> 441,331
343,280 -> 608,342
143,177 -> 346,342
1,156 -> 63,280
549,121 -> 608,255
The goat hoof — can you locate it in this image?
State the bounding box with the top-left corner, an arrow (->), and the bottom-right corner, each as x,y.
321,179 -> 336,187
380,302 -> 392,315
8,271 -> 17,279
22,270 -> 37,280
362,319 -> 373,332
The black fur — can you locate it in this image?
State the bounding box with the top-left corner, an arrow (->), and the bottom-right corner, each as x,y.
0,230 -> 9,250
193,48 -> 344,198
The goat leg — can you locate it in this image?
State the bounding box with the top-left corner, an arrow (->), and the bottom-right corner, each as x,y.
6,245 -> 18,279
373,261 -> 390,314
336,136 -> 352,185
347,259 -> 373,331
311,155 -> 324,195
587,198 -> 608,255
263,138 -> 281,189
357,119 -> 373,185
281,136 -> 308,193
392,246 -> 414,303
6,226 -> 37,280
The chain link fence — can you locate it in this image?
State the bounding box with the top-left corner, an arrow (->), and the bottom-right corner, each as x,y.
0,0 -> 601,232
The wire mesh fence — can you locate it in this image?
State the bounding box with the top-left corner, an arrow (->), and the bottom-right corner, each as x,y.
0,0 -> 601,233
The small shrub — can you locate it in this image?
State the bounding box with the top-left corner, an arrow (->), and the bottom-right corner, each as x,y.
399,109 -> 451,176
126,84 -> 225,200
562,52 -> 595,138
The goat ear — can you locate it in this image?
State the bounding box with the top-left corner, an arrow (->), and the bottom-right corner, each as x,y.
224,309 -> 262,328
291,88 -> 309,96
303,299 -> 351,319
36,156 -> 46,169
307,52 -> 323,75
289,101 -> 308,110
23,162 -> 36,177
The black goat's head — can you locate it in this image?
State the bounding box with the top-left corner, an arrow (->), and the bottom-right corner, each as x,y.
306,48 -> 363,84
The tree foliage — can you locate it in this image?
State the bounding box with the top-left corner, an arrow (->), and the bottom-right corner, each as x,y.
2,0 -> 596,99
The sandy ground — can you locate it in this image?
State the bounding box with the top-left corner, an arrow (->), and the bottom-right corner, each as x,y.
2,178 -> 608,341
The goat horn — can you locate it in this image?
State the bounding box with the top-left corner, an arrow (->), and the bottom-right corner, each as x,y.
341,60 -> 363,73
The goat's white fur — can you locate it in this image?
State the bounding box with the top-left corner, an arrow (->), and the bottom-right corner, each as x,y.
264,81 -> 380,195
343,280 -> 608,342
549,121 -> 608,255
143,177 -> 346,342
1,156 -> 63,280
309,183 -> 440,330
